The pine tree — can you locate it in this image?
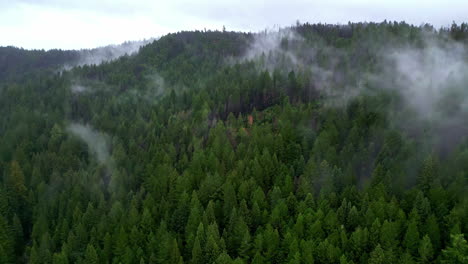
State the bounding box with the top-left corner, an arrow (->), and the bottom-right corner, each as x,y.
205,233 -> 221,264
380,220 -> 396,249
52,252 -> 69,264
0,215 -> 14,263
191,236 -> 203,264
369,218 -> 381,248
399,252 -> 415,264
251,252 -> 265,264
12,213 -> 23,257
169,239 -> 183,264
300,240 -> 314,264
417,155 -> 437,194
263,225 -> 280,262
113,227 -> 128,262
83,244 -> 99,264
403,220 -> 419,255
418,235 -> 433,264
102,233 -> 112,263
238,229 -> 252,260
223,182 -> 238,220
6,161 -> 29,223
214,252 -> 234,264
424,214 -> 441,252
288,251 -> 301,264
368,244 -> 385,264
29,243 -> 40,264
441,234 -> 468,264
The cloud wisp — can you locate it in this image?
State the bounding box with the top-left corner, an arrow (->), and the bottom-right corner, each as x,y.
67,123 -> 113,168
242,26 -> 468,153
61,39 -> 153,70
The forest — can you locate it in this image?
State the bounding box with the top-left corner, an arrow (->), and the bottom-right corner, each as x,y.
0,21 -> 467,263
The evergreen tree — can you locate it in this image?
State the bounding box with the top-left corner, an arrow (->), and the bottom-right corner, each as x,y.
368,244 -> 385,264
441,234 -> 468,264
403,220 -> 419,255
418,235 -> 433,264
83,244 -> 99,264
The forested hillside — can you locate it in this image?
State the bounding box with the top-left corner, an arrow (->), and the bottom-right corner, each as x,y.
0,40 -> 149,82
0,22 -> 467,264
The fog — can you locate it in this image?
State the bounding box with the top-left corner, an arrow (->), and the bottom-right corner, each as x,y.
70,84 -> 88,93
243,27 -> 468,153
384,37 -> 468,119
66,123 -> 112,166
62,39 -> 154,70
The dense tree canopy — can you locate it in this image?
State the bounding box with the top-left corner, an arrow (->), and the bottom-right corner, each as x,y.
0,22 -> 467,263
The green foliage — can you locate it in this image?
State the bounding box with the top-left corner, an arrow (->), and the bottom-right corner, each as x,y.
0,22 -> 467,264
441,234 -> 468,264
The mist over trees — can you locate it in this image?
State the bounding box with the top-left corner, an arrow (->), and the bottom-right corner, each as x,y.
0,21 -> 467,264
0,39 -> 152,82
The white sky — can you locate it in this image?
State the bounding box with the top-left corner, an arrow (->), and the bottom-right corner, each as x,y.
0,0 -> 467,50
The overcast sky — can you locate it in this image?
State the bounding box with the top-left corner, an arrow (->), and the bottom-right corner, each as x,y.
1,0 -> 467,50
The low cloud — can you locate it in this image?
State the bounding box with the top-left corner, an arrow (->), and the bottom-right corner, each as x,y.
239,27 -> 354,101
240,28 -> 311,72
242,26 -> 468,154
379,33 -> 468,153
384,36 -> 468,119
70,84 -> 88,93
62,39 -> 154,70
67,123 -> 112,166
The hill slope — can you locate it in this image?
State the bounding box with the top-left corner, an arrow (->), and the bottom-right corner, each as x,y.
0,22 -> 467,264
